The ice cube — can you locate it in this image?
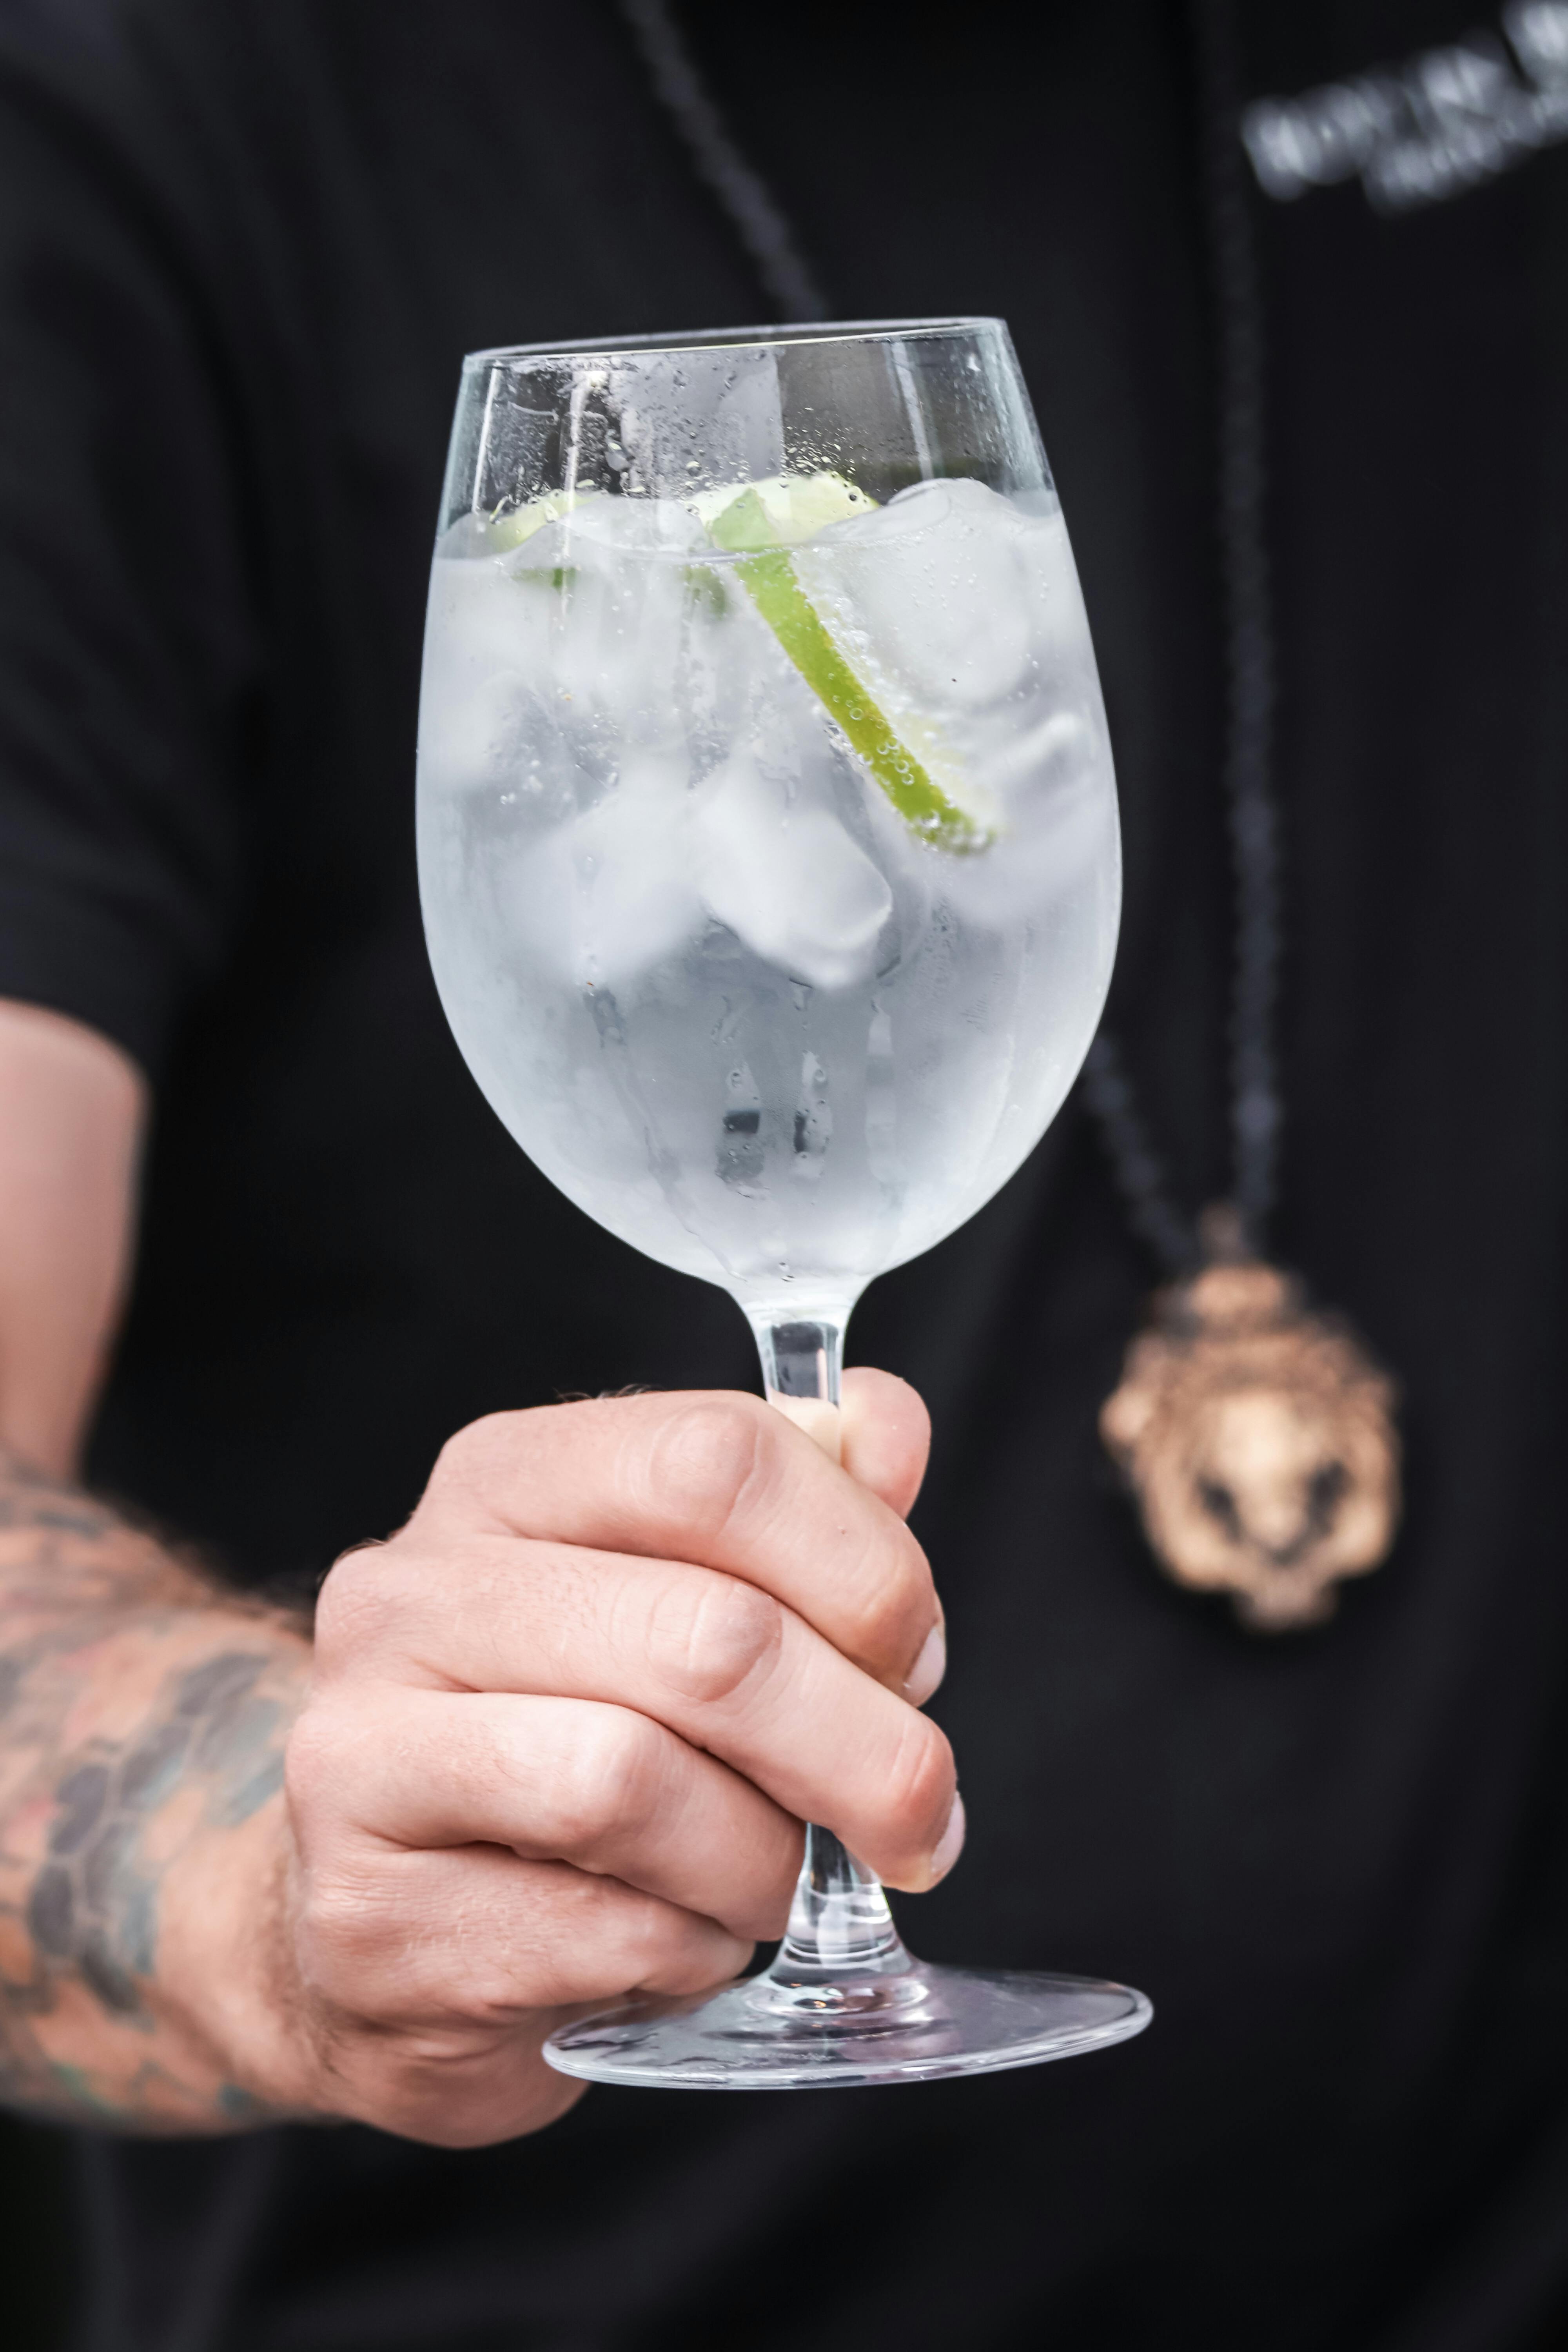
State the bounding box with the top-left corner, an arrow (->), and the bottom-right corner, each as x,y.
504,756 -> 702,989
1014,504 -> 1094,661
525,495 -> 706,558
985,708 -> 1096,802
938,745 -> 1119,926
693,755 -> 893,992
797,478 -> 1037,713
507,510 -> 715,765
418,556 -> 559,788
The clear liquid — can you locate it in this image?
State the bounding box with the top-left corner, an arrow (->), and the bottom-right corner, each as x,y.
416,478 -> 1120,1318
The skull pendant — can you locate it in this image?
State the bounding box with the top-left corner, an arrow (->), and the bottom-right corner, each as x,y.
1100,1249 -> 1401,1632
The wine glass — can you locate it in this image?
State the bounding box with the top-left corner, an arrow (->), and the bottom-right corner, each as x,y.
416,318 -> 1150,2087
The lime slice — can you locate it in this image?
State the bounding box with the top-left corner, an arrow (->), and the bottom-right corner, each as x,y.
487,488 -> 597,552
706,481 -> 990,854
688,469 -> 877,546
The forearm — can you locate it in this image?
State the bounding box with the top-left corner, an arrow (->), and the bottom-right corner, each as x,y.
0,1446 -> 313,2129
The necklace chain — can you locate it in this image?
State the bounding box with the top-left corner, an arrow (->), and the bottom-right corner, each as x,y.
622,0 -> 1283,1277
618,0 -> 828,321
1195,0 -> 1284,1256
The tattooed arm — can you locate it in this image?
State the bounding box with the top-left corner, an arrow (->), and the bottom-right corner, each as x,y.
0,1454 -> 310,2126
0,1001 -> 313,2128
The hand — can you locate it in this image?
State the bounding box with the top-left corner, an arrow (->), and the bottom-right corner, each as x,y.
272,1373 -> 957,2145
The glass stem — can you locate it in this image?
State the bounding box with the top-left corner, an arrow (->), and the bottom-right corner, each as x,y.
749,1314 -> 912,1987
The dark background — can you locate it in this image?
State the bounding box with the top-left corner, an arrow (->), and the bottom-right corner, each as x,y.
2,2117 -> 73,2344
3,0 -> 1568,2345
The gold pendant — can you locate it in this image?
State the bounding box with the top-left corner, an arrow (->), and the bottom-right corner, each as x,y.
1100,1213 -> 1401,1631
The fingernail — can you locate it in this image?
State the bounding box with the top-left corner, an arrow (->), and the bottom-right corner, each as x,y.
904,1622 -> 947,1706
929,1792 -> 965,1884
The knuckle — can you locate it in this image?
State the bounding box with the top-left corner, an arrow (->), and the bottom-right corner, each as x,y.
521,1871 -> 685,2002
428,1411 -> 522,1500
557,1710 -> 670,1849
607,1891 -> 688,1982
298,1863 -> 375,1951
604,1890 -> 729,1995
291,1863 -> 421,2013
644,1396 -> 768,1543
313,1546 -> 391,1662
645,1573 -> 784,1705
837,1523 -> 935,1670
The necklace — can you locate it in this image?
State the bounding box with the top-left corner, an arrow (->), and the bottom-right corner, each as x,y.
621,0 -> 1401,1630
1087,5 -> 1400,1629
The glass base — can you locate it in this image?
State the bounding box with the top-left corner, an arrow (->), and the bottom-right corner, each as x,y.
544,1956 -> 1152,2091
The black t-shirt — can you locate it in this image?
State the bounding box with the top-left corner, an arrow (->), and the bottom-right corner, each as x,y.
3,2 -> 1568,2347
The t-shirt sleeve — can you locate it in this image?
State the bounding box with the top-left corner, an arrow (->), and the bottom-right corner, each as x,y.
0,38 -> 262,1080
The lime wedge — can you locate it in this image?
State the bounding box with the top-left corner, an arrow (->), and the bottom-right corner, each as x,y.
706,481 -> 990,854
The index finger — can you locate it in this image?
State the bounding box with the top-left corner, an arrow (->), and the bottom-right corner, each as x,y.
412,1390 -> 940,1699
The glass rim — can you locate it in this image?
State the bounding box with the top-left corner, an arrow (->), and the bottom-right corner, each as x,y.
461,316 -> 1009,370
